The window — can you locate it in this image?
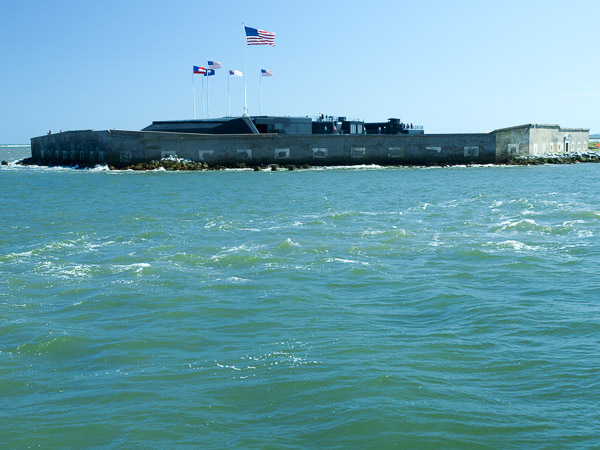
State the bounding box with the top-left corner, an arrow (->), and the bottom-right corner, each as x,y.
274,148 -> 290,159
199,150 -> 213,161
313,148 -> 328,158
351,147 -> 366,158
237,149 -> 252,160
388,147 -> 403,158
464,146 -> 479,157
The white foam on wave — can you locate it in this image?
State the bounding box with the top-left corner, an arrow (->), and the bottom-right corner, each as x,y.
113,262 -> 151,274
219,243 -> 262,254
279,237 -> 300,248
496,218 -> 542,230
429,233 -> 445,247
5,249 -> 34,259
488,240 -> 539,251
562,220 -> 585,227
61,264 -> 93,278
312,164 -> 385,171
326,257 -> 369,266
226,276 -> 250,284
361,230 -> 385,236
88,164 -> 110,171
6,163 -> 77,172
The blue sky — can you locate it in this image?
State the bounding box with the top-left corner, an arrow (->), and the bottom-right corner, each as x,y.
1,0 -> 598,143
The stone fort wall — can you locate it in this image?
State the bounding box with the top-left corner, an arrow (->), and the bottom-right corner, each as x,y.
30,124 -> 589,167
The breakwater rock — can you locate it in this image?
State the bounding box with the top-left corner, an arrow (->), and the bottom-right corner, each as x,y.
16,156 -> 311,171
508,152 -> 600,165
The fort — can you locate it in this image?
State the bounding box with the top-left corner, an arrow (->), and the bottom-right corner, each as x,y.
27,116 -> 589,169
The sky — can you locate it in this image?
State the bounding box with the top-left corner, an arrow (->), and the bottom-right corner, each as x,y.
1,0 -> 598,143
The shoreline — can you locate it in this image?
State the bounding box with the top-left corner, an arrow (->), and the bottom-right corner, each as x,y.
11,151 -> 600,171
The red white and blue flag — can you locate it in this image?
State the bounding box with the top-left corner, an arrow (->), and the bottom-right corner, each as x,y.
208,61 -> 222,69
193,66 -> 206,74
245,26 -> 275,46
229,69 -> 243,77
261,69 -> 273,77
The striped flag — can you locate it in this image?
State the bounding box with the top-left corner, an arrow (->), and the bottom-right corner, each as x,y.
229,69 -> 243,77
261,69 -> 273,77
193,65 -> 206,74
245,26 -> 275,46
208,61 -> 222,69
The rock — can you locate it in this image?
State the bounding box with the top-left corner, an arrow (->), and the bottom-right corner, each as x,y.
1,160 -> 8,166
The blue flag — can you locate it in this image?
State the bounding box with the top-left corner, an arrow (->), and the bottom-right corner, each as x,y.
204,69 -> 215,76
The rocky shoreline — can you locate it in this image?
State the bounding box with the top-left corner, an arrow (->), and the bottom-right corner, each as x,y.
13,157 -> 311,171
10,151 -> 600,170
506,151 -> 600,165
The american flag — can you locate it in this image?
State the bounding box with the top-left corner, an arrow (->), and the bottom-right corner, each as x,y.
207,61 -> 222,69
193,65 -> 206,74
245,26 -> 275,46
261,69 -> 273,77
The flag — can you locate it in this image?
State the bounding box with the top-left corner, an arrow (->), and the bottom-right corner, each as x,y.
208,61 -> 222,69
245,26 -> 275,46
193,65 -> 206,74
229,69 -> 243,77
261,69 -> 273,77
204,69 -> 215,76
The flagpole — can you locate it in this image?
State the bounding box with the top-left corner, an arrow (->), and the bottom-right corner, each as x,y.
228,72 -> 231,117
193,72 -> 196,119
260,71 -> 262,116
201,76 -> 205,119
242,22 -> 247,116
207,74 -> 210,119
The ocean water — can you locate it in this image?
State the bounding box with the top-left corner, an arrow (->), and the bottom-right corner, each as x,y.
1,146 -> 599,447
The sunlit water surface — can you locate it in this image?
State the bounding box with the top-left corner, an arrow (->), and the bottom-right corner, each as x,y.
1,147 -> 599,447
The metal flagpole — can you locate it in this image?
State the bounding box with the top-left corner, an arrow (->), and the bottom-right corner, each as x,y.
193,72 -> 196,119
243,22 -> 247,116
207,73 -> 210,119
201,76 -> 205,119
228,72 -> 231,117
260,70 -> 262,115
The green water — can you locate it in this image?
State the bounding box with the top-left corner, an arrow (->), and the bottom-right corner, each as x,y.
1,153 -> 599,447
